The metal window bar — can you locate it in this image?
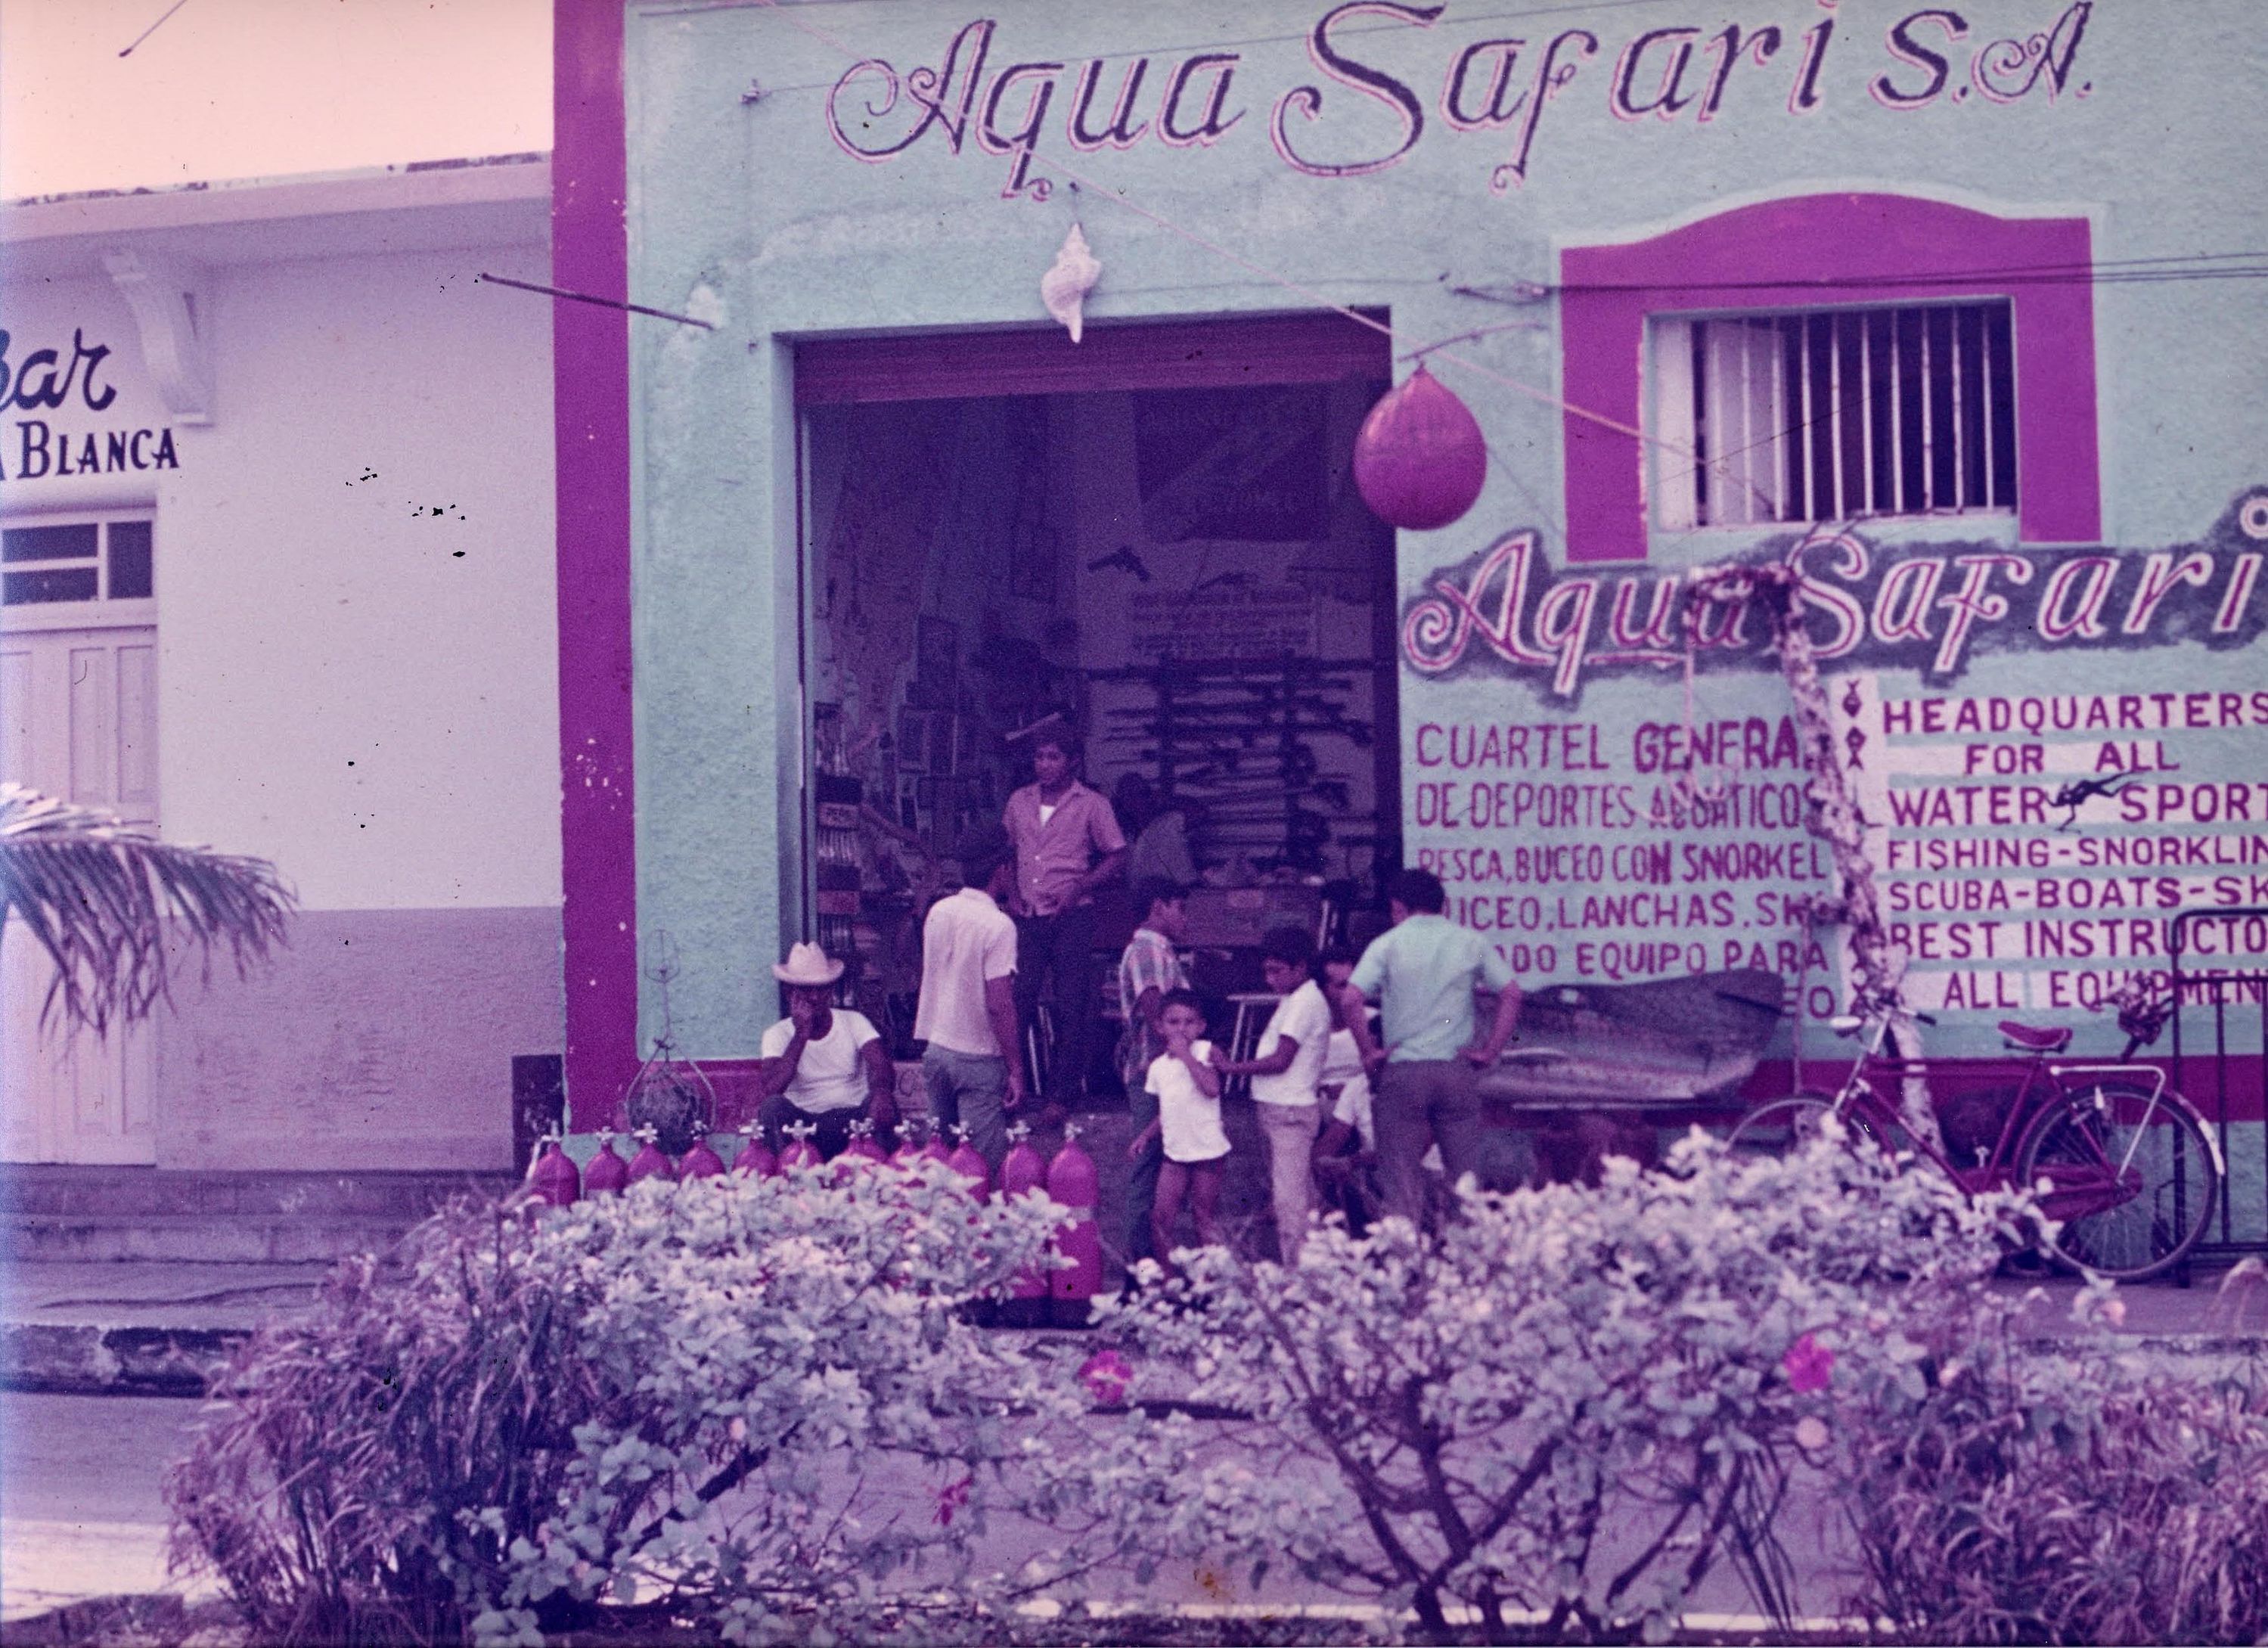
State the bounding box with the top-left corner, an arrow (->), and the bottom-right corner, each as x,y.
1897,309 -> 1923,512
1872,312 -> 1894,514
1807,314 -> 1835,520
1923,308 -> 1941,512
1687,302 -> 2015,528
1782,317 -> 1806,521
1963,308 -> 1978,507
1978,306 -> 1997,510
1986,305 -> 2018,508
2169,905 -> 2268,1259
1836,313 -> 1866,517
1949,306 -> 1965,510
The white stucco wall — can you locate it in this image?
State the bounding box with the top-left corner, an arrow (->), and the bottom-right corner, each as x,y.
3,190 -> 564,1168
2,238 -> 561,913
157,243 -> 560,912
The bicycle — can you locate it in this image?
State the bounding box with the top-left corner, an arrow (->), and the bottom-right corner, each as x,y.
1727,980 -> 2223,1282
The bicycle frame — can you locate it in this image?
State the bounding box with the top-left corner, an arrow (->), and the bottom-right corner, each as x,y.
1750,978 -> 2226,1280
1815,1010 -> 2218,1209
1818,1012 -> 2022,1192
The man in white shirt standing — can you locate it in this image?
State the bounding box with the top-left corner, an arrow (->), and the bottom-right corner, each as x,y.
914,824 -> 1026,1171
755,942 -> 897,1159
1218,926 -> 1334,1262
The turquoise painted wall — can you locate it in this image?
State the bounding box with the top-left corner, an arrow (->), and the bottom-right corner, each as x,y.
619,0 -> 2268,1110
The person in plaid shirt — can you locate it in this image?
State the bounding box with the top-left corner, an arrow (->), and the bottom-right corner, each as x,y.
1116,878 -> 1189,1271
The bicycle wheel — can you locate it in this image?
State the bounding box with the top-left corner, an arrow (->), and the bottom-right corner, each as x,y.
2015,1081 -> 2220,1282
1727,1096 -> 1848,1160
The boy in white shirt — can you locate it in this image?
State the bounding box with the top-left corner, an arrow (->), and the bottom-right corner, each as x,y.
1217,926 -> 1333,1262
1127,991 -> 1227,1270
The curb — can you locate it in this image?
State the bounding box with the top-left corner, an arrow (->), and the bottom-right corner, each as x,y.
2,1323 -> 246,1398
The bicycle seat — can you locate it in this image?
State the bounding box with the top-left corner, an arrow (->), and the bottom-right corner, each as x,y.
1999,1020 -> 2072,1053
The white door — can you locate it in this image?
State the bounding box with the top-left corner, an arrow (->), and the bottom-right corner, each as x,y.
2,625 -> 160,1163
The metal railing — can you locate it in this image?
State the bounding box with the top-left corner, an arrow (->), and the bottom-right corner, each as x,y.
2169,906 -> 2268,1259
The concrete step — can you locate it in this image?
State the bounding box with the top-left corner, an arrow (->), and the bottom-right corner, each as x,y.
0,1165 -> 516,1220
4,1211 -> 439,1265
0,1165 -> 518,1264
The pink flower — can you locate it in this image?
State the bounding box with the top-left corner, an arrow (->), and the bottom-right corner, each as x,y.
1079,1349 -> 1133,1404
1783,1333 -> 1835,1394
934,1473 -> 973,1527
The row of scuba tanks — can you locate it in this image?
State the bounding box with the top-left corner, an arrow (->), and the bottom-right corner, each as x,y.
523,1117 -> 1106,1312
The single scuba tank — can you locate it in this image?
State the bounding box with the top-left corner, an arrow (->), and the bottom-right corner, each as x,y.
678,1133 -> 726,1181
528,1131 -> 580,1209
627,1125 -> 677,1185
583,1131 -> 630,1196
1000,1124 -> 1051,1321
777,1119 -> 823,1173
945,1125 -> 991,1200
732,1121 -> 779,1178
840,1116 -> 889,1175
1047,1122 -> 1103,1324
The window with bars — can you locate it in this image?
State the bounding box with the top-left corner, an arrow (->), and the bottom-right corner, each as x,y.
1,517 -> 155,607
1651,301 -> 2017,532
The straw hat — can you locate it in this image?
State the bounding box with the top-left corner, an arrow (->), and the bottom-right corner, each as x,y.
772,941 -> 845,986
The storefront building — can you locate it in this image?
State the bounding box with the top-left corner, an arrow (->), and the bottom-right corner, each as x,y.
562,2 -> 2266,1230
2,157 -> 563,1171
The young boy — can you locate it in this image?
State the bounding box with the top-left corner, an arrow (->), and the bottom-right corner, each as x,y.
1116,878 -> 1190,1268
1127,989 -> 1227,1268
1215,926 -> 1332,1262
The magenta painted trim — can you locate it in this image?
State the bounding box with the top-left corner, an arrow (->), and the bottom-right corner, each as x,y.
553,0 -> 641,1129
1559,193 -> 2101,563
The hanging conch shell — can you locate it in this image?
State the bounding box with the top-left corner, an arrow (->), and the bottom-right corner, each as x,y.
1041,222 -> 1101,343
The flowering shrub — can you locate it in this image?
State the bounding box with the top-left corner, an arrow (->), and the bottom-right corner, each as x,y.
1829,1276 -> 2268,1645
1029,1127 -> 2026,1644
168,1165 -> 1074,1647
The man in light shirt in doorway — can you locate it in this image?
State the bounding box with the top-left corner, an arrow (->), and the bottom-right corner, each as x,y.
1001,717 -> 1126,1110
1345,867 -> 1522,1227
914,824 -> 1026,1172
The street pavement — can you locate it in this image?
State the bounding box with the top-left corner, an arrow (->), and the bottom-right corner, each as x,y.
0,1385 -> 1858,1633
1,1392 -> 216,1625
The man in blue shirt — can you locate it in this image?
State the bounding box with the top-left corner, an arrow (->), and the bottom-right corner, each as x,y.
1345,867 -> 1522,1225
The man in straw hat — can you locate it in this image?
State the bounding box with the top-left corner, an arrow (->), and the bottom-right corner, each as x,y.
914,823 -> 1026,1171
755,941 -> 896,1160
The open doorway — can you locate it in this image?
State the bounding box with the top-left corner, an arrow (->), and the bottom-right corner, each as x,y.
795,315 -> 1398,1088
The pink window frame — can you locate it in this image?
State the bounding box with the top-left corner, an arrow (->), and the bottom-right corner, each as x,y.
1558,192 -> 2101,563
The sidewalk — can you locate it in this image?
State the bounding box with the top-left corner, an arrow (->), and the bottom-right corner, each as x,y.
2003,1262 -> 2268,1345
7,1249 -> 2267,1399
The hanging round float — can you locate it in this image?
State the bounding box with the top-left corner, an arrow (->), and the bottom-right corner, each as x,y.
1352,365 -> 1488,531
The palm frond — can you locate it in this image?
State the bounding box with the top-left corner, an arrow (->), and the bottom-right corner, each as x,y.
0,783 -> 296,1035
